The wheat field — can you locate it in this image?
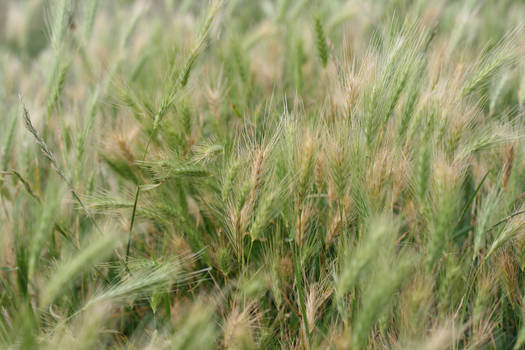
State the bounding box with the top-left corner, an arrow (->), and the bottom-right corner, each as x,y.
1,0 -> 525,349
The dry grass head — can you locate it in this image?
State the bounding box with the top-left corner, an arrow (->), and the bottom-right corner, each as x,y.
222,301 -> 261,349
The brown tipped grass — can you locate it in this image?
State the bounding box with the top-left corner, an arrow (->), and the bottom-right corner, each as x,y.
3,1 -> 525,349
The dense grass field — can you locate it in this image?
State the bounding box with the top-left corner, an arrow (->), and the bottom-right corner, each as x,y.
1,0 -> 525,348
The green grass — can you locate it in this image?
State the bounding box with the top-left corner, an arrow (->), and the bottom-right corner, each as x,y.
1,0 -> 525,348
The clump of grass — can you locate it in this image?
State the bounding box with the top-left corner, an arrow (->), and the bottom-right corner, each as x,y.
86,255 -> 209,308
3,0 -> 525,349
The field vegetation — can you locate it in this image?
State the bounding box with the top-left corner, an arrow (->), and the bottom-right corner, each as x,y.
1,0 -> 525,348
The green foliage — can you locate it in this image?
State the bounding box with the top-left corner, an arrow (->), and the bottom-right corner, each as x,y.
1,0 -> 525,349
314,16 -> 329,68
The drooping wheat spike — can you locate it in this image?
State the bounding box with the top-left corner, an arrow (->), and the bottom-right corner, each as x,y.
485,206 -> 525,259
314,16 -> 329,68
86,256 -> 209,308
40,232 -> 122,307
22,101 -> 71,187
9,170 -> 41,203
462,32 -> 518,97
20,99 -> 103,236
177,0 -> 223,91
